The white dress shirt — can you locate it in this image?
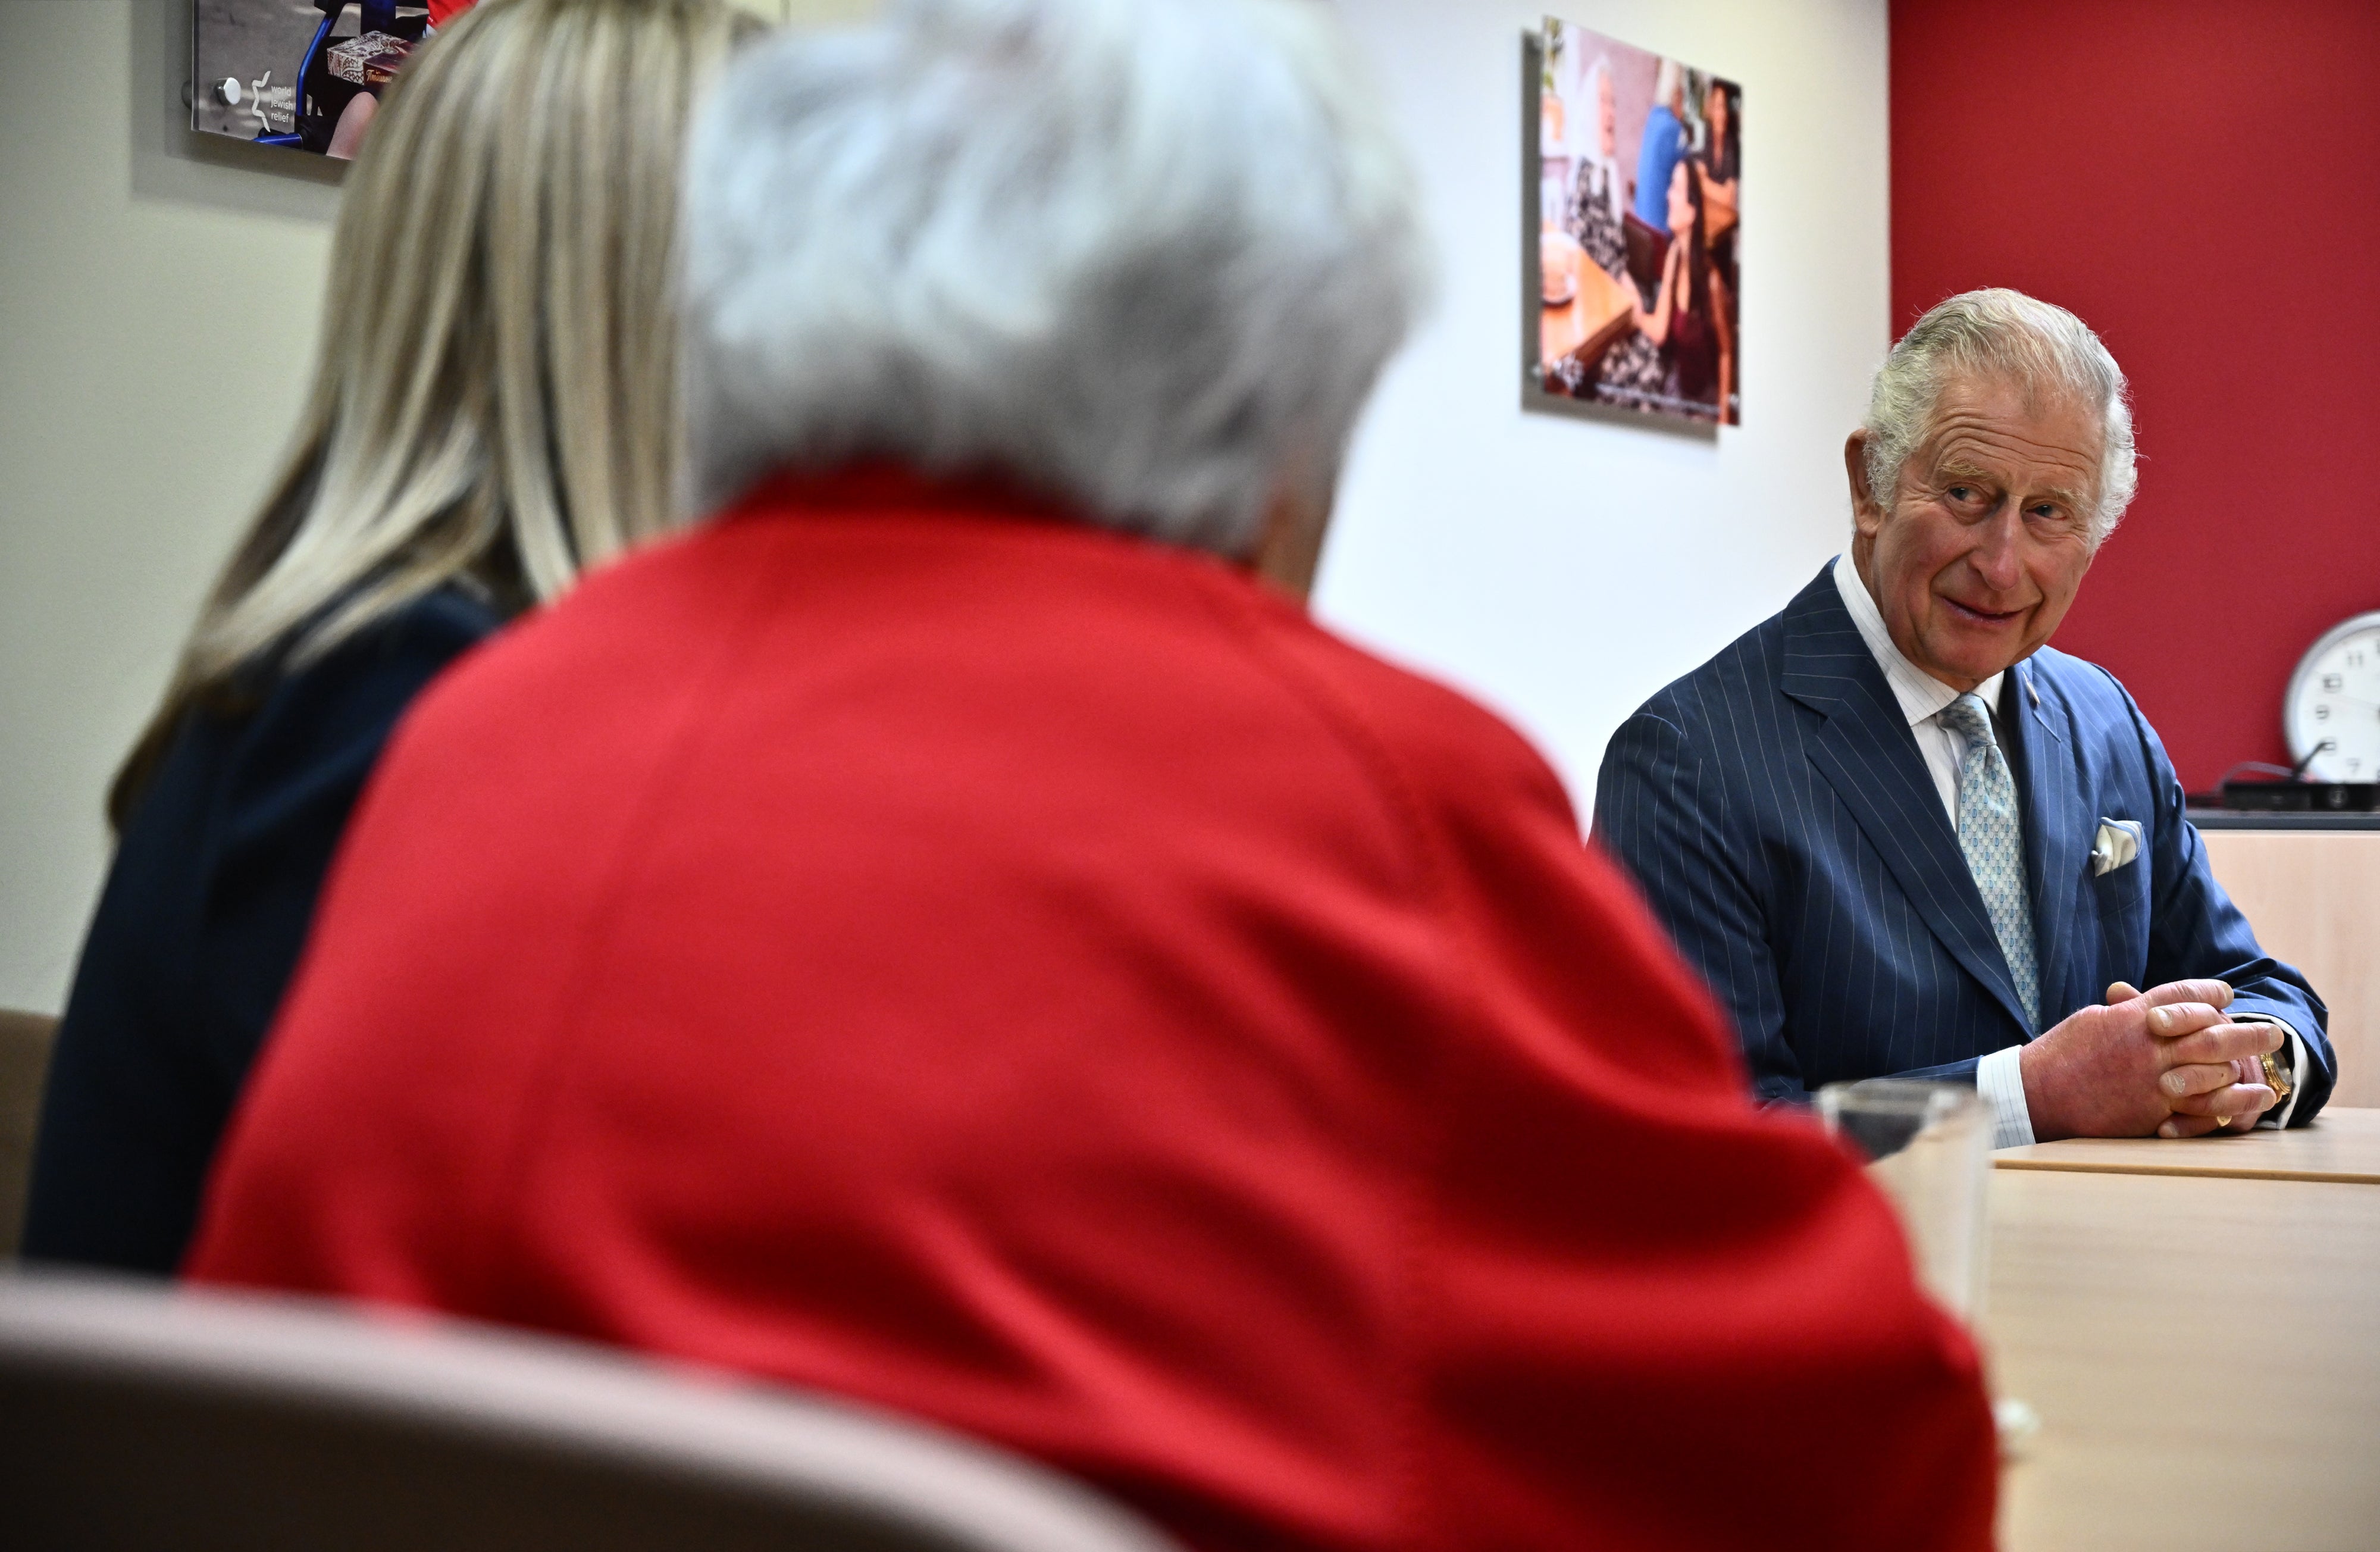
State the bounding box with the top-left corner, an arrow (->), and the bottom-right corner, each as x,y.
1828,557 -> 2303,1148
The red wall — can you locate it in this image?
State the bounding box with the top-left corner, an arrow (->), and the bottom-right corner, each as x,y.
1890,0 -> 2380,791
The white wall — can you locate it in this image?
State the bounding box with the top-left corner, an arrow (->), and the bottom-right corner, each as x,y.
0,0 -> 1887,1013
1,1 -> 338,1015
1321,0 -> 1890,800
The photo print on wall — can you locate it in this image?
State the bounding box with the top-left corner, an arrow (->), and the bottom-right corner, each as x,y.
1530,16 -> 1740,426
192,2 -> 477,159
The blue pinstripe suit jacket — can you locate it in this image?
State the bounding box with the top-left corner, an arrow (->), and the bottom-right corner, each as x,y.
1592,565 -> 2336,1119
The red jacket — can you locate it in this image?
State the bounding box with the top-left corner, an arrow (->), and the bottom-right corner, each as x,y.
189,472 -> 1995,1551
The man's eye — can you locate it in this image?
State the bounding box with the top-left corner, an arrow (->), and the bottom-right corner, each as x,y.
1946,486 -> 1973,502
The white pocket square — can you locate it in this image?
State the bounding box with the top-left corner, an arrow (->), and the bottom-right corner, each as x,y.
2090,818 -> 2143,876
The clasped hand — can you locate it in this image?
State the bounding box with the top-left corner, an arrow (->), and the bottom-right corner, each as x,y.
2016,978 -> 2281,1142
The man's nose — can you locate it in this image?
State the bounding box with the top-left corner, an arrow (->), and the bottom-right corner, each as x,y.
1968,512 -> 2025,592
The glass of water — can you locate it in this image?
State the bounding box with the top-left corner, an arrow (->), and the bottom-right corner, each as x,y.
1816,1079 -> 1992,1323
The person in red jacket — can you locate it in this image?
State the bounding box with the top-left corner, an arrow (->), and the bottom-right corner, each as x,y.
187,1 -> 1999,1547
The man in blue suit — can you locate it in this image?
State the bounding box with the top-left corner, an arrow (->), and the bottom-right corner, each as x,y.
1595,289 -> 2334,1147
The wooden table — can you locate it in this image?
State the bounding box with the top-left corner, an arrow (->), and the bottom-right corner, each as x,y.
1988,1110 -> 2380,1549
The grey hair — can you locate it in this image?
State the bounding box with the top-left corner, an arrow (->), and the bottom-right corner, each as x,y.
677,0 -> 1432,555
1582,57 -> 1611,134
1859,288 -> 2138,543
1654,57 -> 1683,110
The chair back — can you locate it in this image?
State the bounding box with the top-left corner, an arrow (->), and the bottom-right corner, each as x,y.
1620,209 -> 1669,299
0,1010 -> 59,1256
0,1271 -> 1183,1552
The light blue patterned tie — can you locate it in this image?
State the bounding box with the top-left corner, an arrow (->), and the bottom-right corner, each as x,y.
1939,692 -> 2039,1031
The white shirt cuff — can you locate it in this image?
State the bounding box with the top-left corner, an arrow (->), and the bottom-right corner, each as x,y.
1975,1044 -> 2035,1150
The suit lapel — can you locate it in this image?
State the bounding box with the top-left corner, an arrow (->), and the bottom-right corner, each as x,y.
2006,659 -> 2084,1026
1779,569 -> 2034,1037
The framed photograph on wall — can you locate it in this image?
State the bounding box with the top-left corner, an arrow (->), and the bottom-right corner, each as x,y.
1529,16 -> 1740,426
191,2 -> 475,161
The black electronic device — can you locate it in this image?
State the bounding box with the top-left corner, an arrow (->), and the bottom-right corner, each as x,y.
2219,779 -> 2379,812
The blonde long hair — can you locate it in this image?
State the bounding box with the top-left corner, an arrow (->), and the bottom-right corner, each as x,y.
112,0 -> 754,827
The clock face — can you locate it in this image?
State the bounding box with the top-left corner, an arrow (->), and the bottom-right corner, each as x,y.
2285,611 -> 2380,781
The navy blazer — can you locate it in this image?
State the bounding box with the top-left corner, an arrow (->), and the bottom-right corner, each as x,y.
1593,564 -> 2335,1120
23,587 -> 500,1273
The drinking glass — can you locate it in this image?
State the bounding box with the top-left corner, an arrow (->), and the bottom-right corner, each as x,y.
1816,1079 -> 1992,1323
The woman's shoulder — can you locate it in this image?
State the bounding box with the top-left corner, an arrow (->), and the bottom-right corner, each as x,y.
214,584 -> 506,812
86,583 -> 506,1008
294,583 -> 506,683
256,581 -> 498,705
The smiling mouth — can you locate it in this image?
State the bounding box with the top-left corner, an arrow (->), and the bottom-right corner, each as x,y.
1941,597 -> 2025,626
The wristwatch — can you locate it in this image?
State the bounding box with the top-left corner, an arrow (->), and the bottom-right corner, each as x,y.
2259,1046 -> 2294,1106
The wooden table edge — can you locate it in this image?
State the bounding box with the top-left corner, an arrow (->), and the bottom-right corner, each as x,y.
1993,1155 -> 2380,1185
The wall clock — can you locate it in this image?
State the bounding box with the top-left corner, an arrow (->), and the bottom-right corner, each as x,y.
2285,611 -> 2380,781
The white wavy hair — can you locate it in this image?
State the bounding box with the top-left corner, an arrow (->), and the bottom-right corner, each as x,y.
1860,288 -> 2138,544
678,0 -> 1431,555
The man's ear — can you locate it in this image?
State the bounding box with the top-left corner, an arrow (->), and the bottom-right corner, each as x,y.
1843,430 -> 1884,536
